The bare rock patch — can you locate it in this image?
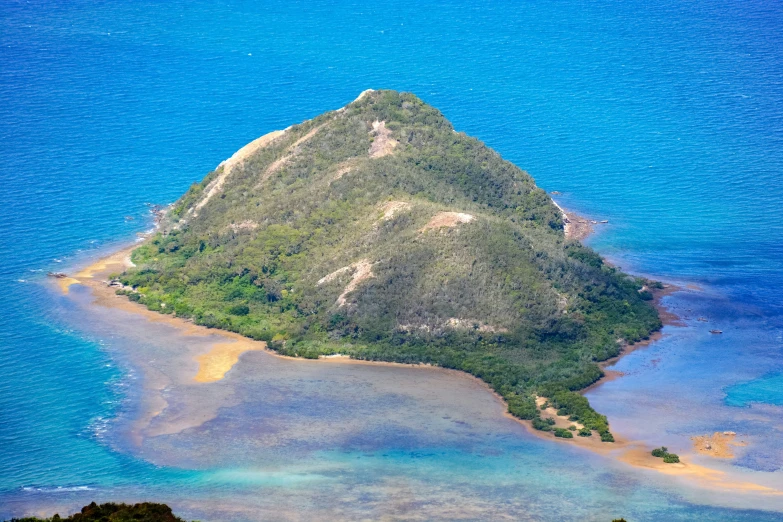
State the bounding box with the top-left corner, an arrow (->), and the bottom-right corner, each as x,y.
379,201 -> 411,220
318,259 -> 375,307
369,120 -> 398,158
227,220 -> 258,232
189,129 -> 285,217
421,211 -> 474,231
258,124 -> 325,186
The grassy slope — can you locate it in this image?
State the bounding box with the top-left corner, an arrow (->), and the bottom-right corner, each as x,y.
119,90 -> 661,438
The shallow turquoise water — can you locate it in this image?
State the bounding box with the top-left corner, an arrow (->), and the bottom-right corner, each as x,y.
2,0 -> 783,520
725,374 -> 783,408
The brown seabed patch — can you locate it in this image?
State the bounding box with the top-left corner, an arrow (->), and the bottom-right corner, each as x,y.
692,431 -> 748,459
194,341 -> 267,383
54,276 -> 82,295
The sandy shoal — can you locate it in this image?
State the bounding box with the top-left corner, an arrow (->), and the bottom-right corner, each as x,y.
692,432 -> 748,459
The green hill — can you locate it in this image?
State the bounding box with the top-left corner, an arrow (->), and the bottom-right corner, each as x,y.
118,90 -> 660,439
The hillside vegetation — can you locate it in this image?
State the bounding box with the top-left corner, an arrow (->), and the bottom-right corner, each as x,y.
6,502 -> 189,522
117,90 -> 660,439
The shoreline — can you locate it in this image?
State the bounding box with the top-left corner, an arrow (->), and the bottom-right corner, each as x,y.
582,282 -> 683,394
551,198 -> 597,241
52,232 -> 781,497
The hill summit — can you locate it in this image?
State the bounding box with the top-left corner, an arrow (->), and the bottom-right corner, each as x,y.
119,90 -> 660,439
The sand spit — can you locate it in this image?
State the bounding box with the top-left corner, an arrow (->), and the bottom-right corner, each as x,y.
618,447 -> 776,494
535,396 -> 585,430
510,284 -> 781,496
56,246 -> 137,295
55,276 -> 81,295
515,406 -> 778,495
54,245 -> 270,386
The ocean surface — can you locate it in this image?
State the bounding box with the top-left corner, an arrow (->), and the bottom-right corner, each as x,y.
1,0 -> 782,520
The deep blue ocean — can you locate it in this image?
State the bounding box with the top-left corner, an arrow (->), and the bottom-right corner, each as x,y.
2,1 -> 782,520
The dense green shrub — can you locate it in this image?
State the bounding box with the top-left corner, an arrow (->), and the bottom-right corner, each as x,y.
507,394 -> 538,420
651,447 -> 667,458
5,501 -> 190,522
540,388 -> 611,435
532,418 -> 553,432
652,446 -> 680,463
578,428 -> 592,437
228,304 -> 250,316
554,428 -> 574,438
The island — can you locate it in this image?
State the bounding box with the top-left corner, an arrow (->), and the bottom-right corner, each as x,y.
111,90 -> 661,442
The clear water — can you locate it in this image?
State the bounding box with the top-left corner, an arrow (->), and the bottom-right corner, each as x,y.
2,0 -> 782,520
725,373 -> 783,408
